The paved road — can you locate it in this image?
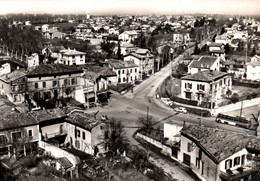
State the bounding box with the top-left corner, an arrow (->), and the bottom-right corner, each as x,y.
86,49 -> 248,180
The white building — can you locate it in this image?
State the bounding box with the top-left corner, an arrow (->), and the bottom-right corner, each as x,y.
118,30 -> 138,43
59,49 -> 86,65
179,124 -> 259,181
107,59 -> 139,84
188,56 -> 220,75
181,70 -> 232,102
246,61 -> 260,81
164,121 -> 182,143
124,48 -> 155,80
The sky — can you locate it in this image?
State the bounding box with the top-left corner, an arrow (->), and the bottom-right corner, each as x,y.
0,0 -> 259,15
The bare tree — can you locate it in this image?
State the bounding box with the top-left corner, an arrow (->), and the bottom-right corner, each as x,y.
137,115 -> 157,134
103,118 -> 129,159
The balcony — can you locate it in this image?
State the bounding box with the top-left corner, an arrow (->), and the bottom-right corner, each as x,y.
43,130 -> 67,141
83,86 -> 94,93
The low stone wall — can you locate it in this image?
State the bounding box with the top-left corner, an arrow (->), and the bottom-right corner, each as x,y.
136,133 -> 172,156
212,97 -> 260,116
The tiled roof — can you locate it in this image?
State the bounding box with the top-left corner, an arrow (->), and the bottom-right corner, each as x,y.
0,112 -> 38,130
108,59 -> 138,69
209,42 -> 223,47
83,66 -> 116,77
61,49 -> 86,56
27,64 -> 83,76
182,70 -> 228,82
28,108 -> 66,122
247,61 -> 260,66
189,56 -> 218,69
125,52 -> 154,59
135,48 -> 150,55
210,49 -> 225,53
0,69 -> 27,83
181,125 -> 252,163
66,112 -> 102,131
57,157 -> 73,169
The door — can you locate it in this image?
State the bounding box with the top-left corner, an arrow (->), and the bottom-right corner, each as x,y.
183,153 -> 191,166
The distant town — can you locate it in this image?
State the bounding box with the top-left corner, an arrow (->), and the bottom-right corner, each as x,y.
0,10 -> 260,181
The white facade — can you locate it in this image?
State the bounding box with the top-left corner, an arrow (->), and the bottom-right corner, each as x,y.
246,63 -> 260,81
181,75 -> 232,102
59,49 -> 86,65
164,122 -> 182,143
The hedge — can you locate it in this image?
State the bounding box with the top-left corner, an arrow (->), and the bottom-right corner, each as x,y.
233,79 -> 260,88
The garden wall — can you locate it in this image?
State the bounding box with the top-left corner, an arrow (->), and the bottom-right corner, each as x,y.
136,133 -> 172,157
212,97 -> 260,116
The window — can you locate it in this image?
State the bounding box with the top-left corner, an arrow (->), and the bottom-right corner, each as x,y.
122,70 -> 125,74
196,158 -> 200,169
12,132 -> 22,142
118,70 -> 120,75
241,155 -> 245,165
225,159 -> 232,169
77,130 -> 80,138
197,84 -> 205,91
118,78 -> 121,83
135,68 -> 137,73
130,69 -> 132,73
52,80 -> 57,87
71,78 -> 77,85
35,83 -> 38,89
83,132 -> 85,140
75,140 -> 80,149
185,92 -> 191,99
43,82 -> 46,88
234,157 -> 240,166
123,77 -> 126,82
72,55 -> 75,58
64,79 -> 67,86
28,130 -> 33,137
185,83 -> 192,89
0,135 -> 8,145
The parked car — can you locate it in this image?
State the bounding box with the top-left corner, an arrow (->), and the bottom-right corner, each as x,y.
174,107 -> 187,114
161,97 -> 173,106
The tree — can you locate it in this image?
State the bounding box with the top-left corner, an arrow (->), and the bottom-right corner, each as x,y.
220,27 -> 225,35
226,89 -> 232,98
103,118 -> 129,159
117,41 -> 122,59
101,40 -> 115,59
193,42 -> 200,55
133,31 -> 147,48
137,116 -> 157,135
224,44 -> 230,54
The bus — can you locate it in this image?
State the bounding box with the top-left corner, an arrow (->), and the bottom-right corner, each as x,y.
215,113 -> 251,129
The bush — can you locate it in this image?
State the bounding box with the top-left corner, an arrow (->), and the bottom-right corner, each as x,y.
230,93 -> 240,103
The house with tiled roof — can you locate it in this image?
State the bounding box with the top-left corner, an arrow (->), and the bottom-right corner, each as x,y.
124,48 -> 155,80
118,30 -> 138,43
179,124 -> 260,181
82,68 -> 109,105
107,59 -> 139,84
64,111 -> 105,155
181,70 -> 232,102
0,69 -> 27,103
58,48 -> 86,65
208,43 -> 225,56
188,56 -> 220,75
26,64 -> 85,104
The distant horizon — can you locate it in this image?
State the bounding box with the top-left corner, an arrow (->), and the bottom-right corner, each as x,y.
0,0 -> 259,16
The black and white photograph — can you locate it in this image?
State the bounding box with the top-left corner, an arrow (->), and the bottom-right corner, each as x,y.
0,0 -> 260,180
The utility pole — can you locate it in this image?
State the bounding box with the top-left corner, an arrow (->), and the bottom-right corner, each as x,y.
240,101 -> 243,117
147,106 -> 149,122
